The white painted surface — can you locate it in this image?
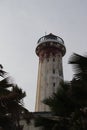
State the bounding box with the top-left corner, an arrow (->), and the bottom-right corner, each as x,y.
35,43 -> 64,111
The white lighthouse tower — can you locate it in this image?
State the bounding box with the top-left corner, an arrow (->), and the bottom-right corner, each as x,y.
35,33 -> 66,112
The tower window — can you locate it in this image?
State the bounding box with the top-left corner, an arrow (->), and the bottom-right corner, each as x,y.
53,83 -> 55,92
53,83 -> 55,87
59,70 -> 63,77
53,69 -> 55,74
47,59 -> 49,62
53,58 -> 55,62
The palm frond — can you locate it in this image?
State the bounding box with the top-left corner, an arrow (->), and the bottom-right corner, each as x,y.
0,77 -> 14,88
12,85 -> 26,100
0,70 -> 7,78
0,65 -> 28,130
69,53 -> 87,80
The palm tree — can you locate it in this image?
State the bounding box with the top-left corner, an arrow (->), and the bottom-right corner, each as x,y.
41,53 -> 87,130
0,65 -> 30,130
68,53 -> 87,129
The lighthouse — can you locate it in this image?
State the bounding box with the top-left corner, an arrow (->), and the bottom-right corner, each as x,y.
35,33 -> 66,112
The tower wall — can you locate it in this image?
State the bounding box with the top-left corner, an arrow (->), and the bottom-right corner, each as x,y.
35,34 -> 66,112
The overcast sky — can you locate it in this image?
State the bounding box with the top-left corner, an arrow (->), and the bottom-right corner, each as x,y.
0,0 -> 87,111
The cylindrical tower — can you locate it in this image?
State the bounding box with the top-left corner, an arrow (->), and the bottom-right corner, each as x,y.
35,33 -> 66,112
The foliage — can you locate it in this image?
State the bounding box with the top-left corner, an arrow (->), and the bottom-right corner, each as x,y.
43,82 -> 75,116
35,116 -> 56,130
0,65 -> 30,130
36,53 -> 87,130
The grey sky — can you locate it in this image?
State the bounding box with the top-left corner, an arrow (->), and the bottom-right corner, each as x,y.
0,0 -> 87,111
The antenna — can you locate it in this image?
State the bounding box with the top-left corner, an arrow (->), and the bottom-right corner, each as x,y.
45,32 -> 47,35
